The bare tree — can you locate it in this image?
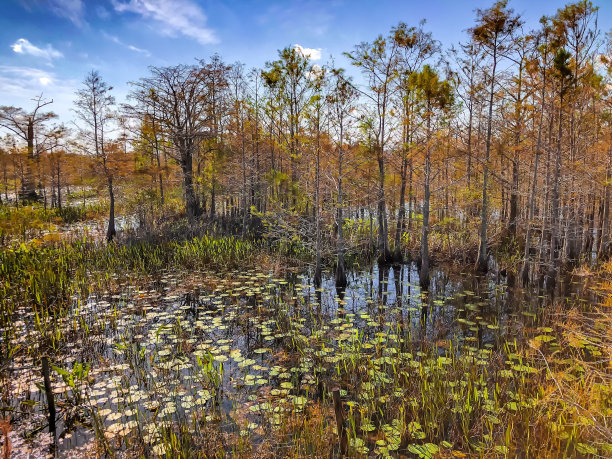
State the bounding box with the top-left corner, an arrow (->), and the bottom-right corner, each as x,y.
392,21 -> 440,261
520,22 -> 551,285
345,33 -> 400,264
73,70 -> 117,241
123,89 -> 167,206
309,66 -> 326,287
262,47 -> 313,208
327,67 -> 358,290
410,65 -> 453,289
128,63 -> 218,218
470,0 -> 522,272
0,95 -> 62,201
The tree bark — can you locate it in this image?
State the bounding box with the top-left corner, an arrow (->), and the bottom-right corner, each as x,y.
394,156 -> 407,262
598,158 -> 611,259
22,119 -> 37,201
377,145 -> 391,264
420,112 -> 432,289
476,39 -> 498,272
336,141 -> 347,291
520,71 -> 545,285
106,176 -> 116,242
547,93 -> 564,289
181,152 -> 200,219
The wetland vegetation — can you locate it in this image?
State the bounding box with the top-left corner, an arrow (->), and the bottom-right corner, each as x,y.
1,0 -> 611,457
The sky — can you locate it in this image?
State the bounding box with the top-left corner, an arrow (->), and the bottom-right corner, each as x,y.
1,0 -> 611,124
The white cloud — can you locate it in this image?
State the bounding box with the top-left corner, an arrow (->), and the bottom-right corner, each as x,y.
11,38 -> 63,63
103,33 -> 120,45
102,31 -> 151,57
96,5 -> 110,19
258,4 -> 333,38
293,44 -> 322,61
0,65 -> 79,123
306,64 -> 324,81
112,0 -> 217,45
0,66 -> 54,91
127,45 -> 150,56
48,0 -> 85,27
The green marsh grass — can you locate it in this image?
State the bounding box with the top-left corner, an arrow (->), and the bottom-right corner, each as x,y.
0,234 -> 609,458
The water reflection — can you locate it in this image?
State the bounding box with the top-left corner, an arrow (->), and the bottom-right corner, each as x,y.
4,259 -> 602,456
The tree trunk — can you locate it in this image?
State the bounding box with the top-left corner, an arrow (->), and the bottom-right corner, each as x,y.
520,79 -> 544,285
547,94 -> 564,289
106,176 -> 116,242
336,142 -> 347,291
377,146 -> 391,264
181,153 -> 200,219
408,159 -> 413,229
314,111 -> 322,288
56,164 -> 62,210
583,195 -> 595,257
467,97 -> 473,190
509,159 -> 519,236
420,113 -> 432,290
241,111 -> 248,237
476,44 -> 498,272
393,156 -> 408,262
158,171 -> 164,206
420,154 -> 431,289
22,119 -> 37,201
598,160 -> 611,259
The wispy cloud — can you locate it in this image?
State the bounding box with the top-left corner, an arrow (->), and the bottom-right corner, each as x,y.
48,0 -> 85,27
127,44 -> 150,56
95,5 -> 110,19
257,1 -> 334,38
294,44 -> 322,61
102,31 -> 151,57
102,33 -> 121,45
0,66 -> 56,92
112,0 -> 217,45
0,66 -> 78,119
11,38 -> 63,64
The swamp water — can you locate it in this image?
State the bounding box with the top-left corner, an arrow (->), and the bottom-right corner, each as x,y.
1,262 -> 601,457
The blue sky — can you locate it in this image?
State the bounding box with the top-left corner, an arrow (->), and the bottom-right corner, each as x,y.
1,0 -> 610,123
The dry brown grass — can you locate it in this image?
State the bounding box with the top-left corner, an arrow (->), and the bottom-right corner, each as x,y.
0,418 -> 12,459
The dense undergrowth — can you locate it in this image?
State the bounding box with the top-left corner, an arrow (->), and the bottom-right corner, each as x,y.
0,234 -> 268,323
